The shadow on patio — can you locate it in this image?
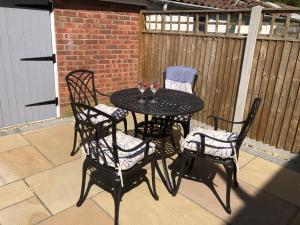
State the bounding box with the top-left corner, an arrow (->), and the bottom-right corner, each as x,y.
169,151 -> 300,225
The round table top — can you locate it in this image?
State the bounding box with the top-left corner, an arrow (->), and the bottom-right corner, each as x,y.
110,88 -> 204,116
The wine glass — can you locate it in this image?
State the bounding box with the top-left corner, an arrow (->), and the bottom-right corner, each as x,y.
137,81 -> 147,103
149,80 -> 160,103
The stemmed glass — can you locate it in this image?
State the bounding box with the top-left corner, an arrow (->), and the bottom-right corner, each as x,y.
137,81 -> 148,103
149,80 -> 160,103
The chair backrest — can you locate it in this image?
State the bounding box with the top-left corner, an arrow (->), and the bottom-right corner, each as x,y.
236,98 -> 262,149
71,102 -> 120,167
65,70 -> 98,107
163,66 -> 198,94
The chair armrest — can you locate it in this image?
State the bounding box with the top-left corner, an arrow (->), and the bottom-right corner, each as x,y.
96,89 -> 110,97
192,132 -> 238,143
72,102 -> 117,123
116,137 -> 153,154
207,115 -> 246,130
186,132 -> 239,157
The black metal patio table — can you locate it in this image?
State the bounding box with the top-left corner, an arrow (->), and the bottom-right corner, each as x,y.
110,88 -> 204,193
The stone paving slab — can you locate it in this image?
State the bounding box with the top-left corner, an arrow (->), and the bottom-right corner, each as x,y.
93,174 -> 226,225
0,146 -> 53,186
22,124 -> 80,166
0,133 -> 30,152
37,200 -> 113,225
238,157 -> 300,207
25,159 -> 102,215
0,180 -> 33,210
0,197 -> 50,225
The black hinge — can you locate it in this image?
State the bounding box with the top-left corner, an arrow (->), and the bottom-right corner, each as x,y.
21,54 -> 56,63
26,97 -> 58,107
14,2 -> 52,11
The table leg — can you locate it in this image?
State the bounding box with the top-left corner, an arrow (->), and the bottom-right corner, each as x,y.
159,137 -> 174,193
155,116 -> 175,194
143,114 -> 148,139
131,112 -> 138,137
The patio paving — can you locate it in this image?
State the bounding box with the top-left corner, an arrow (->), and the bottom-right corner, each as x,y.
0,116 -> 299,225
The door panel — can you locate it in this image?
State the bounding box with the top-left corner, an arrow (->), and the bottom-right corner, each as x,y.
0,6 -> 56,127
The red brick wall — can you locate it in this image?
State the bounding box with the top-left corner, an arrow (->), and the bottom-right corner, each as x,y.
54,0 -> 141,116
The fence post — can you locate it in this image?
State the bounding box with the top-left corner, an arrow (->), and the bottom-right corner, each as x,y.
233,6 -> 262,132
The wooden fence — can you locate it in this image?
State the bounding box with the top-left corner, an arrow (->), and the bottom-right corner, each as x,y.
139,8 -> 300,153
244,9 -> 300,153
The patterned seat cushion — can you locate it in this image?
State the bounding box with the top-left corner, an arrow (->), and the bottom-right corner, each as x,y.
153,114 -> 190,123
78,104 -> 127,126
95,104 -> 127,121
84,131 -> 155,170
184,127 -> 238,159
174,114 -> 190,122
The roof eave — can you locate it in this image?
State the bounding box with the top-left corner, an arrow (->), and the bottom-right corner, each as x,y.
97,0 -> 149,6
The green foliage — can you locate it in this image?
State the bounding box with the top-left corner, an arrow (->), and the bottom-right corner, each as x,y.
262,0 -> 300,7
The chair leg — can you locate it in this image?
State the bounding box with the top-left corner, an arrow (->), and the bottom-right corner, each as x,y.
77,160 -> 89,207
151,160 -> 159,200
182,121 -> 190,138
233,164 -> 239,187
173,155 -> 188,196
224,163 -> 234,214
70,124 -> 78,156
112,179 -> 122,225
123,118 -> 128,134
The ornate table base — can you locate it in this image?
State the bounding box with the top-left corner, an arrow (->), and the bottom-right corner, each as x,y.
132,112 -> 180,194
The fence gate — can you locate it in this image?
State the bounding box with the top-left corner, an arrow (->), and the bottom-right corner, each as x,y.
0,0 -> 57,128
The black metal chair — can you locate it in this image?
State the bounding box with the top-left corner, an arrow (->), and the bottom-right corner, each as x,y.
173,98 -> 261,214
71,102 -> 159,225
153,66 -> 198,138
66,69 -> 128,156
